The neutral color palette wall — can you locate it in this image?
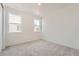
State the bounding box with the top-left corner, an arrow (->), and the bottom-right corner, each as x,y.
41,4 -> 79,49
5,7 -> 40,46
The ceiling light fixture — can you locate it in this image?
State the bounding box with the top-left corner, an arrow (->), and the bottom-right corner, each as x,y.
37,3 -> 41,6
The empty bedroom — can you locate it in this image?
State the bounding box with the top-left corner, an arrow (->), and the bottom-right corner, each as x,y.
0,3 -> 79,56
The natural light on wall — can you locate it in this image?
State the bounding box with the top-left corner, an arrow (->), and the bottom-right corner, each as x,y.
8,13 -> 21,33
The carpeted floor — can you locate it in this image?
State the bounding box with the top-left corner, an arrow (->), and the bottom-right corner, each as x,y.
0,39 -> 79,56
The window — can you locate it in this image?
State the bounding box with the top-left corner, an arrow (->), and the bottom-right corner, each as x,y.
34,19 -> 41,32
8,13 -> 21,32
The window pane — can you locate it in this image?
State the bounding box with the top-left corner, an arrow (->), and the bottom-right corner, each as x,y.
34,19 -> 40,26
8,13 -> 22,33
34,19 -> 40,32
9,24 -> 21,32
34,26 -> 40,32
9,13 -> 21,23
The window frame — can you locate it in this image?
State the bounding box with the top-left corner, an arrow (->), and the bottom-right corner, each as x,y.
34,18 -> 42,32
8,13 -> 22,33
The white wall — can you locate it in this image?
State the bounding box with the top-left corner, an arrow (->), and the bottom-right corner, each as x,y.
42,4 -> 79,49
5,7 -> 40,46
0,4 -> 2,52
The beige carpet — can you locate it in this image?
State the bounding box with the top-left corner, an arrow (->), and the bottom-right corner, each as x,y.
0,39 -> 79,56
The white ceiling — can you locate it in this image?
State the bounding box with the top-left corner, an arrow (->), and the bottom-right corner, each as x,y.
41,3 -> 79,12
42,3 -> 79,10
4,3 -> 79,15
4,3 -> 79,10
4,3 -> 41,15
